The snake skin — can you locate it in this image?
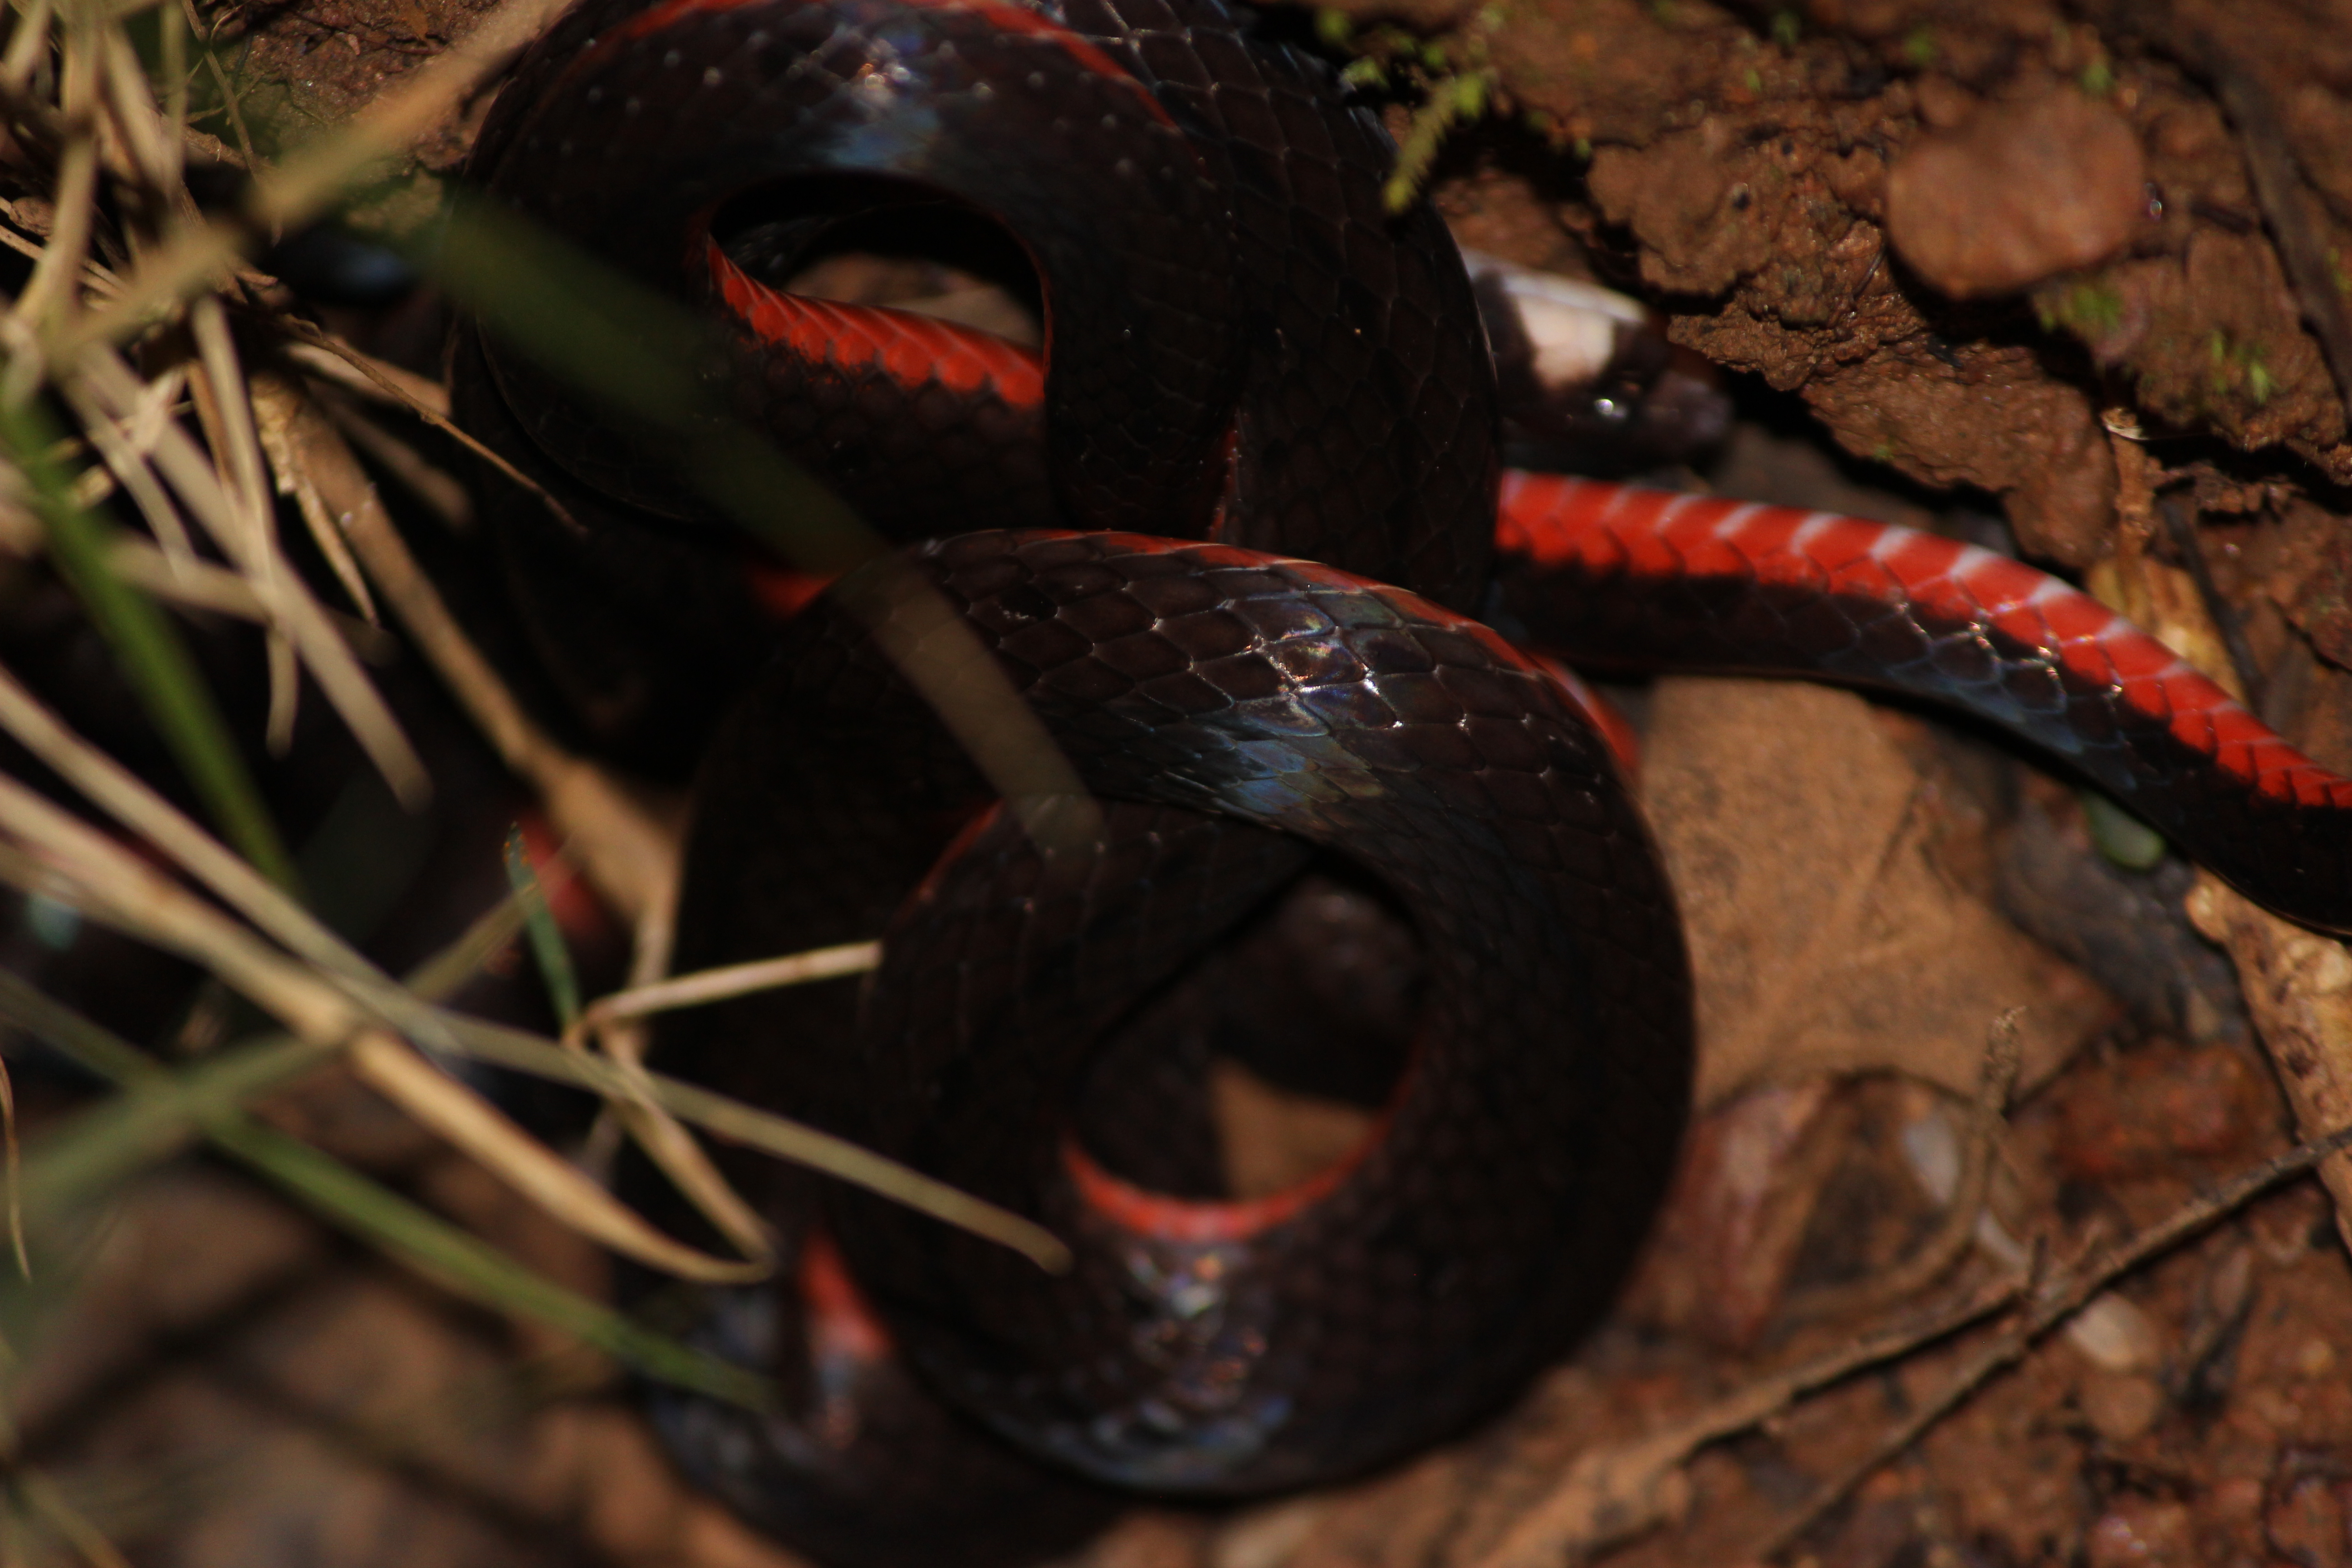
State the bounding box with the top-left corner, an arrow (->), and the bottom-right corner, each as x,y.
1494,475 -> 2352,933
455,0 -> 2352,1559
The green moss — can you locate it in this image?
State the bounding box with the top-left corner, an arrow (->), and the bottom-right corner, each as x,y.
1335,8 -> 1510,214
1769,10 -> 1801,47
2036,278 -> 2125,339
2206,330 -> 2278,407
1902,27 -> 1936,66
2078,56 -> 2115,96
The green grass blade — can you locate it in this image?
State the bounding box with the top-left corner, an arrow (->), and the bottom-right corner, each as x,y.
501,825 -> 580,1032
0,397 -> 300,892
201,1114 -> 771,1408
2,968 -> 331,1216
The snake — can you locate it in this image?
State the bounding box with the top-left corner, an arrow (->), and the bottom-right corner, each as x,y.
450,0 -> 2352,1561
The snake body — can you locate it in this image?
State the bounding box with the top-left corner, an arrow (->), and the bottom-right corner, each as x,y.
454,0 -> 2352,1560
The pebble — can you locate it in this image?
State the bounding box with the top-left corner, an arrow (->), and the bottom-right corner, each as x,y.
1886,87 -> 2148,296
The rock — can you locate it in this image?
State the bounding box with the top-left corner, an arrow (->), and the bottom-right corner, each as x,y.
1639,677 -> 2116,1105
2077,1370 -> 2166,1442
1886,88 -> 2149,297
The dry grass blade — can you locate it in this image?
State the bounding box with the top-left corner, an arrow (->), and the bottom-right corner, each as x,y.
438,1011 -> 1073,1274
343,1032 -> 766,1283
0,0 -> 54,94
275,322 -> 566,532
66,367 -> 199,564
572,940 -> 883,1039
0,394 -> 299,886
252,360 -> 382,622
0,664 -> 1057,1269
256,378 -> 777,1259
68,348 -> 431,807
97,26 -> 181,202
278,334 -> 452,419
7,883 -> 521,1220
0,1049 -> 24,1279
0,769 -> 767,1281
0,655 -> 387,996
101,536 -> 267,617
583,911 -> 779,1267
186,296 -> 302,749
309,385 -> 474,532
285,377 -> 682,925
7,14 -> 97,344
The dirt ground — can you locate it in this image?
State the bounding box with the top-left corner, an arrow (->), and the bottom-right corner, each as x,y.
7,0 -> 2352,1566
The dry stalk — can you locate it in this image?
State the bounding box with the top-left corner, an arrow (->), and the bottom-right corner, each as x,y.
250,370 -> 381,620
275,373 -> 678,922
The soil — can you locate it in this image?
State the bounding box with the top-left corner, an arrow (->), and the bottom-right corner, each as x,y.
8,1 -> 2352,1566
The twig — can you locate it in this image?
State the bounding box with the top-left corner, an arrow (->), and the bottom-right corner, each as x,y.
1470,1271 -> 2029,1568
1752,1120 -> 2352,1561
274,328 -> 450,416
1789,1009 -> 2023,1323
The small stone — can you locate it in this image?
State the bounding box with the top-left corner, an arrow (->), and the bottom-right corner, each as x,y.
1886,88 -> 2149,297
2085,1497 -> 2198,1568
1913,74 -> 1976,130
2295,1337 -> 2337,1378
2067,1292 -> 2163,1373
2078,1369 -> 2166,1441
